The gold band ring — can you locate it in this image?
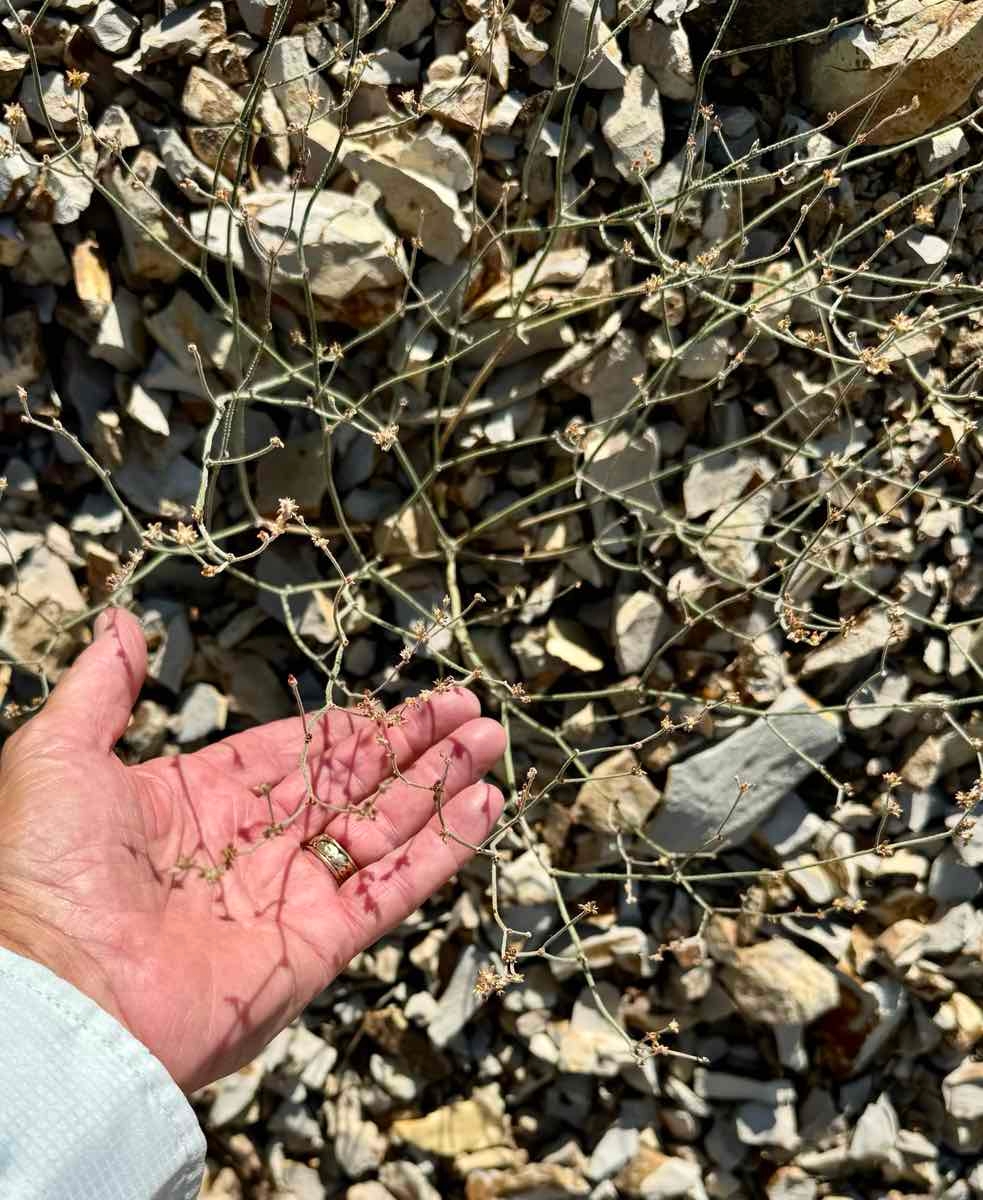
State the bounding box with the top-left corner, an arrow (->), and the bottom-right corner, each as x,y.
304,834 -> 358,884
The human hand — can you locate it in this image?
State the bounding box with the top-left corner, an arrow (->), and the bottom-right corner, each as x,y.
0,608 -> 505,1092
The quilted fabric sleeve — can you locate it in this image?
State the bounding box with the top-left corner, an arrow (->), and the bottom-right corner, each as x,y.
0,944 -> 206,1200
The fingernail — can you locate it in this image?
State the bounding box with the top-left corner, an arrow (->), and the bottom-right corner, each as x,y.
94,610 -> 112,638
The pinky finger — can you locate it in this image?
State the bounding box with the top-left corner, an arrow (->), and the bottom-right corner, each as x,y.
338,781 -> 504,956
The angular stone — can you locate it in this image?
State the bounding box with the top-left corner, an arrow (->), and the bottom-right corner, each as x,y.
391,1085 -> 508,1156
573,748 -> 661,832
800,1 -> 983,145
629,19 -> 695,99
646,686 -> 840,853
182,65 -> 242,124
601,65 -> 664,179
136,0 -> 226,65
427,945 -> 485,1048
191,189 -> 405,303
550,0 -> 627,89
723,938 -> 840,1026
344,144 -> 470,264
82,0 -> 139,52
106,151 -> 194,283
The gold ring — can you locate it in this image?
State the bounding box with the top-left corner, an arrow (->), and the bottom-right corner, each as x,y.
304,834 -> 358,884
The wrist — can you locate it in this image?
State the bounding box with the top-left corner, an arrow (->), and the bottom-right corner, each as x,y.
0,916 -> 123,1032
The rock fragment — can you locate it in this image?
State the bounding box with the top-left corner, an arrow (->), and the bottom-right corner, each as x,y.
646,687 -> 840,853
600,65 -> 664,179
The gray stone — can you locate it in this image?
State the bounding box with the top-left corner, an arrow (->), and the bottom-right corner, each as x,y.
144,290 -> 233,373
135,0 -> 226,65
427,944 -> 485,1047
600,65 -> 664,180
381,0 -> 434,47
587,1124 -> 640,1182
550,0 -> 627,89
20,70 -> 84,130
612,590 -> 664,676
344,144 -> 470,264
106,151 -> 194,283
919,127 -> 971,176
628,19 -> 695,99
645,686 -> 840,853
799,3 -> 983,146
693,1070 -> 796,1106
683,451 -> 771,520
92,289 -> 145,372
755,794 -> 823,857
191,190 -> 405,302
82,0 -> 139,52
677,332 -> 730,381
143,603 -> 193,694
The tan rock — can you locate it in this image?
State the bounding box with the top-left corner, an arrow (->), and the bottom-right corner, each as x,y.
572,748 -> 661,832
723,937 -> 840,1026
936,993 -> 983,1051
465,1163 -> 589,1198
391,1086 -> 510,1157
800,0 -> 983,145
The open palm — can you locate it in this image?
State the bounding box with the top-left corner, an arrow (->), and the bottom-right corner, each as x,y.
0,609 -> 505,1092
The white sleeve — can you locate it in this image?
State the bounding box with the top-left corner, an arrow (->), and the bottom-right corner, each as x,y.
0,944 -> 206,1200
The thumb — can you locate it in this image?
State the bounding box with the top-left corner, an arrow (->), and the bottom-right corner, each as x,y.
44,608 -> 148,752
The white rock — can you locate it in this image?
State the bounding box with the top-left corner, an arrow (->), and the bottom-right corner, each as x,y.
550,0 -> 627,89
82,0 -> 139,52
344,145 -> 470,264
556,984 -> 634,1076
639,1156 -> 707,1200
736,1100 -> 799,1151
919,127 -> 971,176
612,590 -> 664,675
207,1062 -> 263,1126
683,450 -> 770,519
628,19 -> 695,99
588,1125 -> 640,1182
600,65 -> 664,179
125,383 -> 172,437
191,190 -> 405,301
943,1060 -> 983,1121
903,230 -> 949,266
175,682 -> 229,744
503,14 -> 549,65
850,1093 -> 901,1168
